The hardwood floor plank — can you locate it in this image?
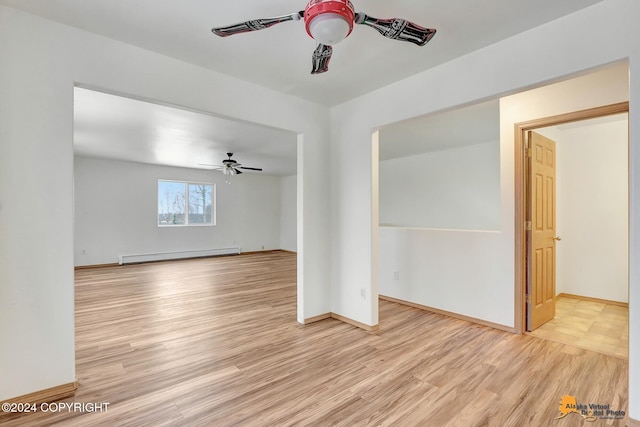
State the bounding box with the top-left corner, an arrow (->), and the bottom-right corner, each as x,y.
0,252 -> 628,426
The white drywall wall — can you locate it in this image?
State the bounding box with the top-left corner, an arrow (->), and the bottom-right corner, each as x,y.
280,174 -> 297,252
379,141 -> 500,230
74,157 -> 282,266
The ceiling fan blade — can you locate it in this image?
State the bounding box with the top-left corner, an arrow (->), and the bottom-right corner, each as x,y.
212,11 -> 304,37
198,163 -> 224,169
233,168 -> 243,174
355,13 -> 436,46
311,44 -> 333,75
239,166 -> 263,171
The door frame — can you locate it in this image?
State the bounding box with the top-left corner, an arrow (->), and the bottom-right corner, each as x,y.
513,101 -> 629,334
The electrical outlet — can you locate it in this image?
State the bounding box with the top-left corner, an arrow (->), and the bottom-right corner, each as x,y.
393,271 -> 400,280
82,248 -> 87,255
360,288 -> 366,299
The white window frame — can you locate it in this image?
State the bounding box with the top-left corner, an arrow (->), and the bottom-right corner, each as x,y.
157,180 -> 216,227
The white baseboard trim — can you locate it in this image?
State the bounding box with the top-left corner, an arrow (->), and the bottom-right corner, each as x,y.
302,312 -> 379,332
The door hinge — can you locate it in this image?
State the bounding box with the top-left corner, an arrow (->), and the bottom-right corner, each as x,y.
526,294 -> 531,304
526,148 -> 532,158
525,221 -> 532,231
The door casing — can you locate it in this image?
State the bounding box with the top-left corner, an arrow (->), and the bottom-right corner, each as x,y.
513,102 -> 629,334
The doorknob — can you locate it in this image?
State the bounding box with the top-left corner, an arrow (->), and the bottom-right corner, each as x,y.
553,236 -> 562,241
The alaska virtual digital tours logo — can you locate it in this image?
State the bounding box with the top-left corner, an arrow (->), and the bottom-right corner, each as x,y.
556,395 -> 625,422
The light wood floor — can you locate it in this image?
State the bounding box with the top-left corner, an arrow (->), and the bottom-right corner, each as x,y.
528,296 -> 629,359
1,252 -> 629,426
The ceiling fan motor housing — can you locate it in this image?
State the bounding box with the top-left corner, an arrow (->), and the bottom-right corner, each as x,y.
304,0 -> 355,45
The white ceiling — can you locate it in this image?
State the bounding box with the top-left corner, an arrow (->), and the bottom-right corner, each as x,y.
74,87 -> 298,175
2,0 -> 605,174
0,0 -> 603,106
379,99 -> 499,160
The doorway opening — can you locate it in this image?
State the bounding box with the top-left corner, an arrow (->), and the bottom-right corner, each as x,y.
515,102 -> 629,358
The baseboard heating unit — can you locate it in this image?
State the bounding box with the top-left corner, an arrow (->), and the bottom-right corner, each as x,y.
118,247 -> 240,265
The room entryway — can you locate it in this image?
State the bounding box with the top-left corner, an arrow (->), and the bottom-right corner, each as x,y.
516,103 -> 629,358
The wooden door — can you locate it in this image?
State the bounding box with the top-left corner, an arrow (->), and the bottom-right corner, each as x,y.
527,131 -> 557,331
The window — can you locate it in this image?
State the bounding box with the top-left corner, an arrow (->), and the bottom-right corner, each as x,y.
158,180 -> 214,226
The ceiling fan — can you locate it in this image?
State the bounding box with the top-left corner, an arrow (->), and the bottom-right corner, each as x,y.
200,153 -> 263,183
211,0 -> 436,74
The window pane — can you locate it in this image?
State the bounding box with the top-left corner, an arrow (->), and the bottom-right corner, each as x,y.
188,184 -> 213,224
158,181 -> 186,225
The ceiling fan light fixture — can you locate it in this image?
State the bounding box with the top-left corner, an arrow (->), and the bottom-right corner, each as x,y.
307,13 -> 350,45
304,0 -> 355,45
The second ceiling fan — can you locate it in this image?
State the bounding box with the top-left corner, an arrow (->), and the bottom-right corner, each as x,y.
200,153 -> 262,183
211,0 -> 436,74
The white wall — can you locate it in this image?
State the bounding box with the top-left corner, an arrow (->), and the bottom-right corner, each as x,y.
379,227 -> 507,322
538,119 -> 629,303
330,0 -> 639,419
280,174 -> 297,252
0,5 -> 330,401
379,142 -> 500,230
74,157 -> 282,266
378,140 -> 503,321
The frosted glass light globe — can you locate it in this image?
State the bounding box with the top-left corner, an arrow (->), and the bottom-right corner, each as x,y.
308,13 -> 350,45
